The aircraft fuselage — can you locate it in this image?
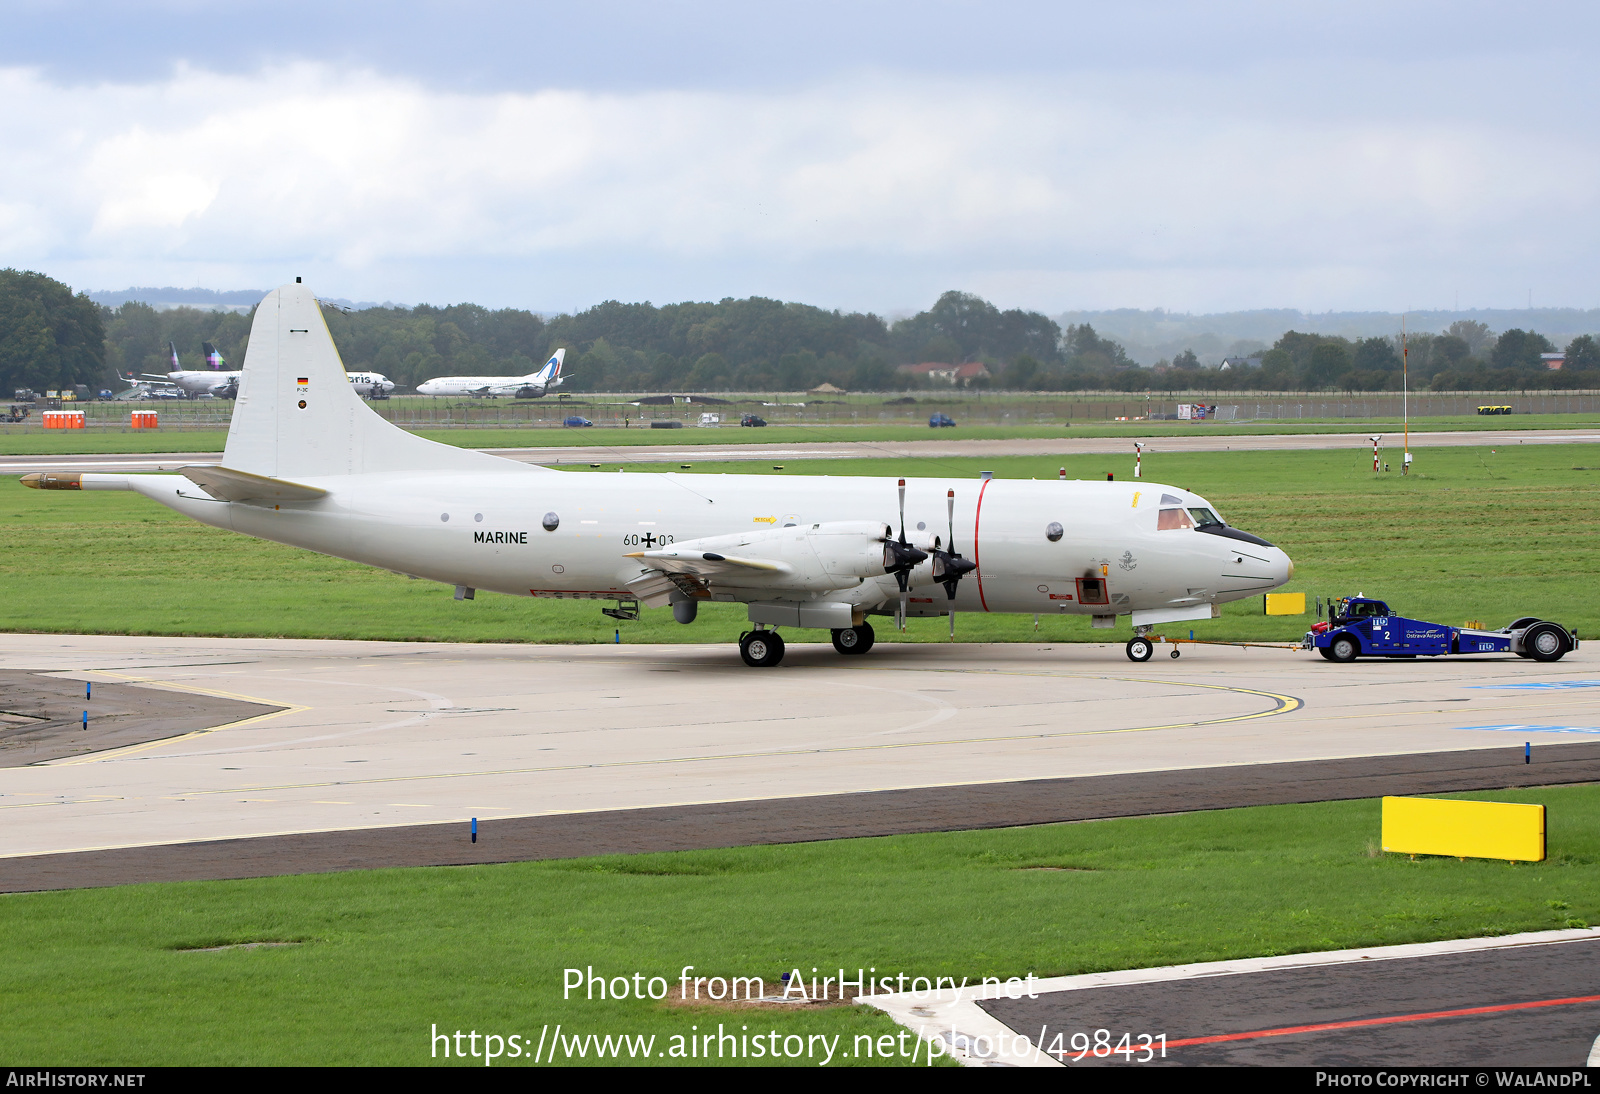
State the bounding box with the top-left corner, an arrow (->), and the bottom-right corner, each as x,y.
120,467 -> 1288,622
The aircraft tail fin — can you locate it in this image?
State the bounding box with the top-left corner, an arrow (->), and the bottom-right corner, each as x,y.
534,348 -> 564,382
203,342 -> 226,370
168,342 -> 181,371
224,282 -> 541,479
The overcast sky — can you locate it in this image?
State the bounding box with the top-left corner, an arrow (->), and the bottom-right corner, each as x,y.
2,1 -> 1597,314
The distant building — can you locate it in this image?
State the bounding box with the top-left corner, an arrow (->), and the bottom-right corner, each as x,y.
895,361 -> 992,384
1542,353 -> 1565,371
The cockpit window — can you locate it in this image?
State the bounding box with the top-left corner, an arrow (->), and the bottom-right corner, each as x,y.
1187,507 -> 1220,526
1157,508 -> 1193,531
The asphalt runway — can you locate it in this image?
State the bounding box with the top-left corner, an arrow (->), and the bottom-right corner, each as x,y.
978,935 -> 1600,1066
2,426 -> 1596,474
2,634 -> 1597,889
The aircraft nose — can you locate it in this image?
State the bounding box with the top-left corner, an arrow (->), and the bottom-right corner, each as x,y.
1270,545 -> 1294,589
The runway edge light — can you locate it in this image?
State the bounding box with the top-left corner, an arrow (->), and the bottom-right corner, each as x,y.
1381,796 -> 1545,863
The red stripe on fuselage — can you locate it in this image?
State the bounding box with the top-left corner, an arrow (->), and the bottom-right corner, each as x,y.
973,477 -> 992,612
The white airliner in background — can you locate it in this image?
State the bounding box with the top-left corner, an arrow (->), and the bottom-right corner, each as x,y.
416,349 -> 566,398
144,341 -> 241,397
145,341 -> 393,399
25,283 -> 1291,667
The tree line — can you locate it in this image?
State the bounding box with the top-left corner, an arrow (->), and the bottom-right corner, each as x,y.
3,267 -> 1597,397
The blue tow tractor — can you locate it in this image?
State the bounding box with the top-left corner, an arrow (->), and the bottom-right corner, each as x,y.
1304,597 -> 1577,664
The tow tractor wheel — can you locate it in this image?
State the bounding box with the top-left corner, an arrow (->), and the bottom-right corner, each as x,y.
1328,635 -> 1360,663
1125,636 -> 1154,662
1318,647 -> 1338,661
831,623 -> 876,655
1524,623 -> 1570,663
739,630 -> 786,667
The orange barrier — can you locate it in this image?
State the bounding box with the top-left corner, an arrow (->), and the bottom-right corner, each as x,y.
130,410 -> 159,429
42,410 -> 86,429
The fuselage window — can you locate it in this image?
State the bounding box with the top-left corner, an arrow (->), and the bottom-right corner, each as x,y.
1157,508 -> 1194,531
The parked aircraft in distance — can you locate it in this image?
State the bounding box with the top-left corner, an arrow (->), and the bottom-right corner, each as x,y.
144,341 -> 242,398
416,350 -> 566,398
346,371 -> 396,398
23,283 -> 1292,666
145,341 -> 393,400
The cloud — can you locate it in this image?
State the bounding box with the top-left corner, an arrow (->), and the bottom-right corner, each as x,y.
0,60 -> 1595,312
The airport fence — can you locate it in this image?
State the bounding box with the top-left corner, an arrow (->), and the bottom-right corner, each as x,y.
3,390 -> 1598,433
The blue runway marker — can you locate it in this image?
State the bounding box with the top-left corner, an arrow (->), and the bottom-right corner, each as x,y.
1462,724 -> 1600,736
1526,741 -> 1531,764
1470,681 -> 1600,690
81,711 -> 87,730
471,817 -> 477,844
86,681 -> 91,701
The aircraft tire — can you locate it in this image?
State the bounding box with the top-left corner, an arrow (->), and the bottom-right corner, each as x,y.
1328,635 -> 1360,663
831,623 -> 875,655
740,630 -> 786,667
1524,622 -> 1570,663
1125,637 -> 1154,662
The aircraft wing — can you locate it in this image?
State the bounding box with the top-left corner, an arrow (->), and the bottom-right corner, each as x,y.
178,465 -> 328,504
624,547 -> 793,578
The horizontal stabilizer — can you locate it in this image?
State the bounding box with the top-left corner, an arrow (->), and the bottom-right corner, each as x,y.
179,465 -> 328,504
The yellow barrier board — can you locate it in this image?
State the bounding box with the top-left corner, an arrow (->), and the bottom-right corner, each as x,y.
1382,796 -> 1545,862
1265,592 -> 1306,616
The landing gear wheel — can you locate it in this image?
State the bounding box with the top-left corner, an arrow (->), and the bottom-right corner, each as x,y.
1170,648 -> 1181,659
1328,635 -> 1359,663
831,623 -> 876,655
1524,623 -> 1570,663
739,630 -> 786,667
1126,636 -> 1154,662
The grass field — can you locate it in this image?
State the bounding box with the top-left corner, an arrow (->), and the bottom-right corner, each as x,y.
4,787 -> 1596,1065
2,413 -> 1598,455
3,444 -> 1597,645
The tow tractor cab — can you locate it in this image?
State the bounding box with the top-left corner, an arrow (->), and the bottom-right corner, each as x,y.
1305,597 -> 1576,664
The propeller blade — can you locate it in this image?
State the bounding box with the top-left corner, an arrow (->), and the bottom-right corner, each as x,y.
928,487 -> 975,600
898,478 -> 908,544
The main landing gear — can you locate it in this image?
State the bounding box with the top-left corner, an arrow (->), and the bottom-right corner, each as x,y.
1125,636 -> 1154,662
831,622 -> 876,655
739,629 -> 786,667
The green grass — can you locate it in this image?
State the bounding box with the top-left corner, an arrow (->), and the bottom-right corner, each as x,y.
5,788 -> 1598,1065
3,444 -> 1597,644
2,411 -> 1597,455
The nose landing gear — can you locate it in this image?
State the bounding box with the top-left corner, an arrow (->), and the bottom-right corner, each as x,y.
1125,636 -> 1154,662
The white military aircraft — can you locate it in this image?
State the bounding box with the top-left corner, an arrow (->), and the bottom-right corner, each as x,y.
416,349 -> 566,398
23,282 -> 1292,665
